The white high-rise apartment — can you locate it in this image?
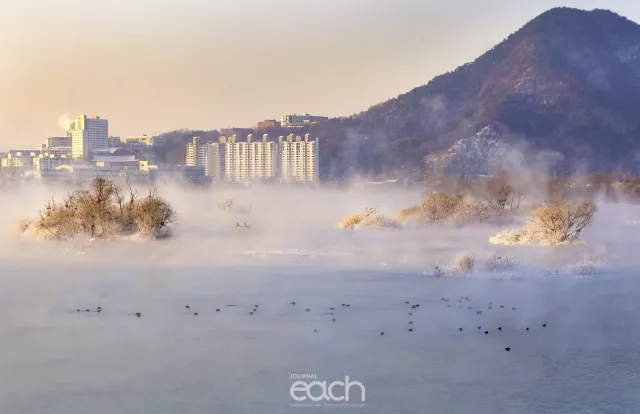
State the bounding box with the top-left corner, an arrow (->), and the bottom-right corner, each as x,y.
279,134 -> 319,182
248,134 -> 278,180
70,115 -> 108,159
223,135 -> 249,182
185,136 -> 207,167
206,142 -> 223,181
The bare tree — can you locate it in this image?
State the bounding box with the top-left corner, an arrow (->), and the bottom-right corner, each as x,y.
485,181 -> 524,214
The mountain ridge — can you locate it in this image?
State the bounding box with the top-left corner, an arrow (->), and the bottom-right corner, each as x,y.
306,6 -> 640,179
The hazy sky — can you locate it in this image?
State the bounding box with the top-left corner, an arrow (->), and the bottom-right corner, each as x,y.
1,0 -> 639,147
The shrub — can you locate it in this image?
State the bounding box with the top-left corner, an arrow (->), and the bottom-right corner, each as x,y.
394,205 -> 428,224
422,193 -> 464,223
26,176 -> 176,240
451,199 -> 490,225
134,190 -> 177,238
489,200 -> 596,245
339,213 -> 364,230
453,253 -> 475,273
396,192 -> 489,227
527,200 -> 596,244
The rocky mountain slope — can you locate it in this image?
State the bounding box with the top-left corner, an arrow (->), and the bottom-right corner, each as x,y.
307,7 -> 640,179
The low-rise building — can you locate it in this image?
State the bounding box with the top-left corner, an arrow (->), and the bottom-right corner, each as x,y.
125,135 -> 164,148
1,150 -> 39,169
34,154 -> 71,171
108,136 -> 122,147
46,136 -> 72,148
256,119 -> 279,130
280,113 -> 328,127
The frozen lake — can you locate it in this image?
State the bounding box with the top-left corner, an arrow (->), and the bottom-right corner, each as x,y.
1,185 -> 640,413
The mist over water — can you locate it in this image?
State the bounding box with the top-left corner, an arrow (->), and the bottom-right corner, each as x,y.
1,181 -> 640,413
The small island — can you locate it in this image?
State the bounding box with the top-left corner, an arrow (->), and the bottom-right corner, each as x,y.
20,176 -> 176,241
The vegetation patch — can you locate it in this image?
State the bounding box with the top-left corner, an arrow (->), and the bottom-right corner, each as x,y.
21,177 -> 176,241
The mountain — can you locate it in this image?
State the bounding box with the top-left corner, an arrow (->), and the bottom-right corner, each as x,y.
159,7 -> 640,180
305,7 -> 640,179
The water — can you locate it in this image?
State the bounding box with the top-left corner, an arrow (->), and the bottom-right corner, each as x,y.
2,187 -> 640,413
1,263 -> 640,414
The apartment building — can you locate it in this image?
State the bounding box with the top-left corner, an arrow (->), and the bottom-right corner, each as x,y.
248,134 -> 278,180
186,134 -> 319,183
223,135 -> 249,182
206,142 -> 223,181
185,136 -> 207,167
279,134 -> 319,182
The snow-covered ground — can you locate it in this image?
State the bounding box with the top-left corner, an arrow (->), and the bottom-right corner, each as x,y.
1,182 -> 639,413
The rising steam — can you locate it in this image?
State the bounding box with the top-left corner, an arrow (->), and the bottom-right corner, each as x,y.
57,113 -> 71,132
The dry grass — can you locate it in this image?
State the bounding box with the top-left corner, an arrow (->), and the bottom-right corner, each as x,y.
339,207 -> 400,230
358,214 -> 402,229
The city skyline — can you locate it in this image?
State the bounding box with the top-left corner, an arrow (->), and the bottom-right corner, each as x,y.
2,0 -> 640,147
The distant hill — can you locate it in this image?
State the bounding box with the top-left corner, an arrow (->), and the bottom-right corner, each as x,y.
310,7 -> 640,179
162,7 -> 640,179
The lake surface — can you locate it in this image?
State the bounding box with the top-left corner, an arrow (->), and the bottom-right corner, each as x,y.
1,262 -> 639,414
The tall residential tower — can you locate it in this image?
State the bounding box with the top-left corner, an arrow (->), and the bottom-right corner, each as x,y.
70,115 -> 108,159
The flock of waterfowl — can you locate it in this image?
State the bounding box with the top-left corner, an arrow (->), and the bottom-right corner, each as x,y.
74,295 -> 548,352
